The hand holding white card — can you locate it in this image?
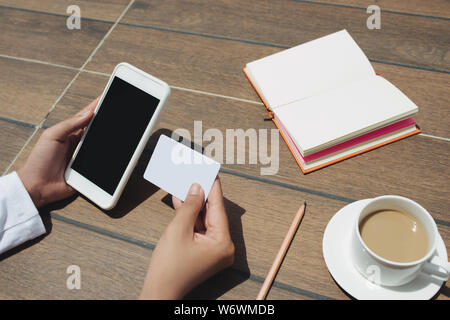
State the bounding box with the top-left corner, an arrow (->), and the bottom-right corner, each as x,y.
143,135 -> 220,201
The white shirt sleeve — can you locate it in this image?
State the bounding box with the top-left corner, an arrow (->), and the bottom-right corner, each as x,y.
0,171 -> 46,255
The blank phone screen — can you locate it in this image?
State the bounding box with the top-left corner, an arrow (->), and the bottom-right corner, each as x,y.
71,77 -> 160,195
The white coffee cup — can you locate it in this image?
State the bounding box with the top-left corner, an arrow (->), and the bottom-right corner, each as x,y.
351,195 -> 450,287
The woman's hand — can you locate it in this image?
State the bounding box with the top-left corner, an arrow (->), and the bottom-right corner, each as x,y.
140,178 -> 235,299
18,97 -> 99,208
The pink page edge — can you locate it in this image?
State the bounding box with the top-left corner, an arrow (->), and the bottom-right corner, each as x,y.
276,117 -> 416,163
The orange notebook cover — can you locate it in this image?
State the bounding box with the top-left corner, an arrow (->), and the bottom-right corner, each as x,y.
243,67 -> 421,174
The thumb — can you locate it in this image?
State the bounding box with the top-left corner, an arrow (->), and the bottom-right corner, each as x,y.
48,110 -> 93,140
174,183 -> 204,232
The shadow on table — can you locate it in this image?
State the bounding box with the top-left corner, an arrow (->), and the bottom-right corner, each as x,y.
155,133 -> 251,299
101,127 -> 212,218
185,267 -> 251,300
99,128 -> 177,218
66,127 -> 215,218
161,186 -> 250,299
184,197 -> 250,299
161,194 -> 250,300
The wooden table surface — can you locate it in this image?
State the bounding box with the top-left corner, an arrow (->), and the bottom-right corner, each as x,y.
0,0 -> 448,300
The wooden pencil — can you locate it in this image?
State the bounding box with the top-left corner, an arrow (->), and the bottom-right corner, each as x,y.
256,202 -> 307,300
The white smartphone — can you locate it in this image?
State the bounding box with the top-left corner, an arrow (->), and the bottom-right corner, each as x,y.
65,62 -> 170,210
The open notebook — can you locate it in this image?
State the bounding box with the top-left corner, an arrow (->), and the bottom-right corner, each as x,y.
244,30 -> 420,173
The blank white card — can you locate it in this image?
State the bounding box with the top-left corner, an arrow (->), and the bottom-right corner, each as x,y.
143,135 -> 220,201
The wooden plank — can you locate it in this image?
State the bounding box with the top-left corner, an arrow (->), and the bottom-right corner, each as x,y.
121,0 -> 450,71
0,219 -> 310,300
9,127 -> 449,299
85,25 -> 450,139
0,220 -> 151,299
0,0 -> 130,21
312,0 -> 450,19
0,121 -> 34,173
0,57 -> 76,125
187,268 -> 315,300
0,7 -> 111,68
39,71 -> 450,224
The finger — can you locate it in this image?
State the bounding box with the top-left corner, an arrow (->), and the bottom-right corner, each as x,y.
49,112 -> 93,141
75,96 -> 100,116
47,98 -> 99,140
65,130 -> 84,164
173,183 -> 204,232
172,195 -> 183,210
69,128 -> 84,143
204,177 -> 230,237
172,195 -> 205,232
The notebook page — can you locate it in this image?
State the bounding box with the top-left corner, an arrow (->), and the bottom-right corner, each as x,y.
246,30 -> 375,108
274,76 -> 418,155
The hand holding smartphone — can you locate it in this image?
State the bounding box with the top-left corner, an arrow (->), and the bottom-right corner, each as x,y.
65,63 -> 170,209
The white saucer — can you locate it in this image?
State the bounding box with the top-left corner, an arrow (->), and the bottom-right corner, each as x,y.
322,199 -> 448,300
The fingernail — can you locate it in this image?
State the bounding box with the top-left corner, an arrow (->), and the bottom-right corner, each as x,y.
79,111 -> 90,118
188,183 -> 201,195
